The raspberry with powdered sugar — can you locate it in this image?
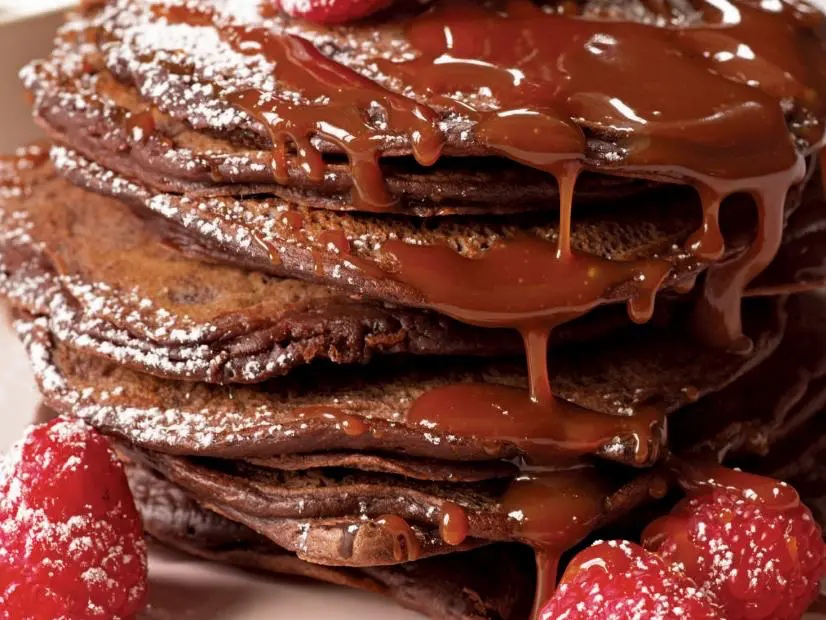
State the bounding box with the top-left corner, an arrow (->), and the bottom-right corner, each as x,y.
645,477 -> 826,620
540,539 -> 723,619
541,468 -> 826,619
0,417 -> 148,619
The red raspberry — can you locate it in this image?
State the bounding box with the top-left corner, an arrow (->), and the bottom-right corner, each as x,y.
540,540 -> 722,619
0,417 -> 148,619
277,0 -> 393,24
644,473 -> 826,620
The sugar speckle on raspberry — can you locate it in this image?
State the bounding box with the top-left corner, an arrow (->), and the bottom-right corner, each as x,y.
540,539 -> 722,619
276,0 -> 393,24
0,416 -> 148,619
644,476 -> 826,620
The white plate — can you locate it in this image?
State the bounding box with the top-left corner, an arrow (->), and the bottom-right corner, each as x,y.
0,10 -> 422,619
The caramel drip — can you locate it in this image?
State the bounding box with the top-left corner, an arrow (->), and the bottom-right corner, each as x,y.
407,383 -> 664,466
687,187 -> 725,262
152,0 -> 825,347
438,501 -> 470,546
252,234 -> 283,266
395,0 -> 819,179
376,514 -> 421,562
693,177 -> 801,350
522,328 -> 552,405
381,238 -> 671,331
502,469 -> 611,616
382,154 -> 667,615
673,274 -> 698,295
291,405 -> 368,437
554,166 -> 579,259
156,3 -> 443,210
532,551 -> 560,620
125,110 -> 156,146
318,229 -> 351,256
390,0 -> 821,348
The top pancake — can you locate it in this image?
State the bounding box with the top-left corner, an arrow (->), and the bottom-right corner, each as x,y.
22,0 -> 826,212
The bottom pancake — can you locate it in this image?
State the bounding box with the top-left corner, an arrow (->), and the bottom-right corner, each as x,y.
128,463 -> 535,620
123,441 -> 658,567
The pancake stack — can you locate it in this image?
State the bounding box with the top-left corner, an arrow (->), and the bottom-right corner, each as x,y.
2,0 -> 826,617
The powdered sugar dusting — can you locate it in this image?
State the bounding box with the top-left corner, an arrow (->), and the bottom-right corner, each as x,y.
15,317 -> 299,452
543,539 -> 721,619
21,0 -> 443,172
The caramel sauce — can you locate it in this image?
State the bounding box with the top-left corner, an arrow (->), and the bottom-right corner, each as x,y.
141,2 -> 826,615
381,237 -> 670,328
692,181 -> 799,351
376,514 -> 422,561
388,0 -> 813,349
291,405 -> 368,437
125,110 -> 156,146
156,3 -> 442,210
318,229 -> 351,256
151,0 -> 823,346
502,469 -> 610,618
438,501 -> 470,546
252,234 -> 283,266
407,383 -> 664,466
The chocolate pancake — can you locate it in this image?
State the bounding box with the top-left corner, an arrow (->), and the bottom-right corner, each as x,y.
53,146 -> 771,317
128,463 -> 536,619
124,445 -> 658,567
0,156 -> 547,384
247,452 -> 518,482
15,1 -> 678,211
21,0 -> 825,213
15,292 -> 782,464
26,64 -> 653,216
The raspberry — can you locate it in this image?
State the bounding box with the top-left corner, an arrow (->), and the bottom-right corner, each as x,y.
277,0 -> 393,24
644,472 -> 826,620
540,540 -> 722,619
0,417 -> 148,619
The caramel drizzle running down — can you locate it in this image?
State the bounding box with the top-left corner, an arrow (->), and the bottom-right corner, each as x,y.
124,110 -> 156,146
389,0 -> 818,345
155,3 -> 443,211
148,0 -> 826,346
376,514 -> 422,562
142,1 -> 826,616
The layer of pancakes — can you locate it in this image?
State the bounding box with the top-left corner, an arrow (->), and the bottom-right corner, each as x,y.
3,0 -> 826,618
